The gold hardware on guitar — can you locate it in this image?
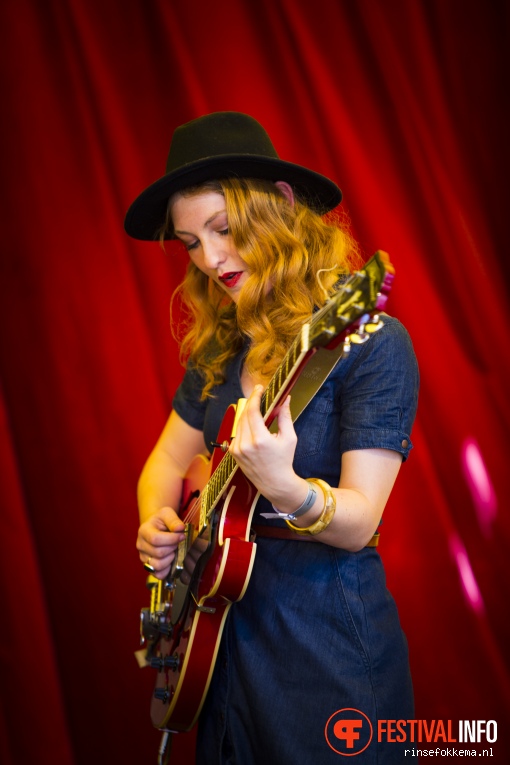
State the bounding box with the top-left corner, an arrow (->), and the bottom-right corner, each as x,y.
210,440 -> 229,452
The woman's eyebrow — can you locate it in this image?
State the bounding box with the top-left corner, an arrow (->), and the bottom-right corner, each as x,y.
174,209 -> 227,236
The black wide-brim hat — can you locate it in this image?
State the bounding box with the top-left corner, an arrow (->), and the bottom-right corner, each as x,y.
124,111 -> 342,240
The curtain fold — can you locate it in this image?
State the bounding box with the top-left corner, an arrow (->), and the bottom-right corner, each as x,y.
1,1 -> 508,762
0,385 -> 76,765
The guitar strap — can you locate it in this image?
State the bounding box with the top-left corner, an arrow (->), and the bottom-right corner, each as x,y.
268,340 -> 347,432
269,309 -> 386,429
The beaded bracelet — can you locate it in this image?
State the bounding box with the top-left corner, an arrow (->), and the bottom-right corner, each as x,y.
285,478 -> 336,536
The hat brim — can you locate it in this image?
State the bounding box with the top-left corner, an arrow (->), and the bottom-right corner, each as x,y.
124,155 -> 342,240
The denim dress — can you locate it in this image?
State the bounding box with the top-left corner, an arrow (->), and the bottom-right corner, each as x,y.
173,315 -> 419,764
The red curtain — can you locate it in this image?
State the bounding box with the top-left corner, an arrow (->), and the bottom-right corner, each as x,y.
1,1 -> 509,762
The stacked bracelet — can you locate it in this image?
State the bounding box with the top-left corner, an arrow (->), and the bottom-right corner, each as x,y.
285,478 -> 336,536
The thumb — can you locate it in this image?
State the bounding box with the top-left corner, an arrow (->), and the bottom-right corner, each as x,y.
157,506 -> 186,533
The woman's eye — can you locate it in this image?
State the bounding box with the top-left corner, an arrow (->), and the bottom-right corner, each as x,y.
185,240 -> 199,251
219,228 -> 229,236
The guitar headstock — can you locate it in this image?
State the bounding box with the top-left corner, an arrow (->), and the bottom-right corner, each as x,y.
308,250 -> 394,350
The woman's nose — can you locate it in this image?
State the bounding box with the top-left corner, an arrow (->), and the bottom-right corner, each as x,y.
202,241 -> 225,270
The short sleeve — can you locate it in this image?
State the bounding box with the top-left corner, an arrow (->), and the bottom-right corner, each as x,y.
337,317 -> 419,460
172,363 -> 208,431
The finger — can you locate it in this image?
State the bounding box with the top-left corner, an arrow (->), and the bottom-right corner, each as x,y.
276,395 -> 296,439
140,550 -> 175,580
243,384 -> 267,441
137,524 -> 184,555
136,530 -> 184,576
138,510 -> 185,548
230,385 -> 268,463
147,529 -> 186,549
138,545 -> 177,572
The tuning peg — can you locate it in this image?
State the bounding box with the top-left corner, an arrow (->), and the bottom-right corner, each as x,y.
349,328 -> 369,345
364,316 -> 385,333
154,687 -> 170,703
150,654 -> 180,671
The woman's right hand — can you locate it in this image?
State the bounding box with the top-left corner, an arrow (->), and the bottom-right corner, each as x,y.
136,411 -> 209,578
136,506 -> 186,580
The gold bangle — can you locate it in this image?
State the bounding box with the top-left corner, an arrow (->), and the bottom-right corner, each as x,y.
285,478 -> 336,536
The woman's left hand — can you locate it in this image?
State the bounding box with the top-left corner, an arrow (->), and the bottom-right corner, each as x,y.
230,386 -> 404,552
229,385 -> 308,511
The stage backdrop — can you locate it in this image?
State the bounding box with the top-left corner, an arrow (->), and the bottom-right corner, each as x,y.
1,1 -> 509,763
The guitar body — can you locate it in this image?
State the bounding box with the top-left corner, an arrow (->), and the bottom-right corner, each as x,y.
145,405 -> 259,733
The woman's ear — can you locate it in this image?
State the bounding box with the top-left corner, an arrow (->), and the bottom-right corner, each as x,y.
274,181 -> 295,207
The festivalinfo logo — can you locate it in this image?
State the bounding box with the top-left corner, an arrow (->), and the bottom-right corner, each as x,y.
324,710 -> 497,757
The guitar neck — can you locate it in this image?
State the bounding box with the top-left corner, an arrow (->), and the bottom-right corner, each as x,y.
259,327 -> 311,424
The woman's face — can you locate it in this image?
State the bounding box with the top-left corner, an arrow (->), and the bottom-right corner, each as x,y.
169,190 -> 248,303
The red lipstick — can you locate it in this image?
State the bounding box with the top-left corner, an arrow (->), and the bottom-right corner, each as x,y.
219,272 -> 243,288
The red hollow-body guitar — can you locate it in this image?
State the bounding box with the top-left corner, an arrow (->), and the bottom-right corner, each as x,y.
138,251 -> 395,740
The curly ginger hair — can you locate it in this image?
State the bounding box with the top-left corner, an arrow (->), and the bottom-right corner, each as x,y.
162,178 -> 361,399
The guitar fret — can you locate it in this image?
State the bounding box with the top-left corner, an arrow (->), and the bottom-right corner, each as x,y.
268,377 -> 275,407
284,355 -> 290,383
204,452 -> 237,519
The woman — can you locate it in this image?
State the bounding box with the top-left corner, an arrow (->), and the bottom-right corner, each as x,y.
125,111 -> 419,763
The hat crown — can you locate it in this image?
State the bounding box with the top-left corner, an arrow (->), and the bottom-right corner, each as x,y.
166,112 -> 279,173
125,110 -> 342,240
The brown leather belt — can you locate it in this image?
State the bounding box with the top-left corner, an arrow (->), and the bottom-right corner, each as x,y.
252,525 -> 380,547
